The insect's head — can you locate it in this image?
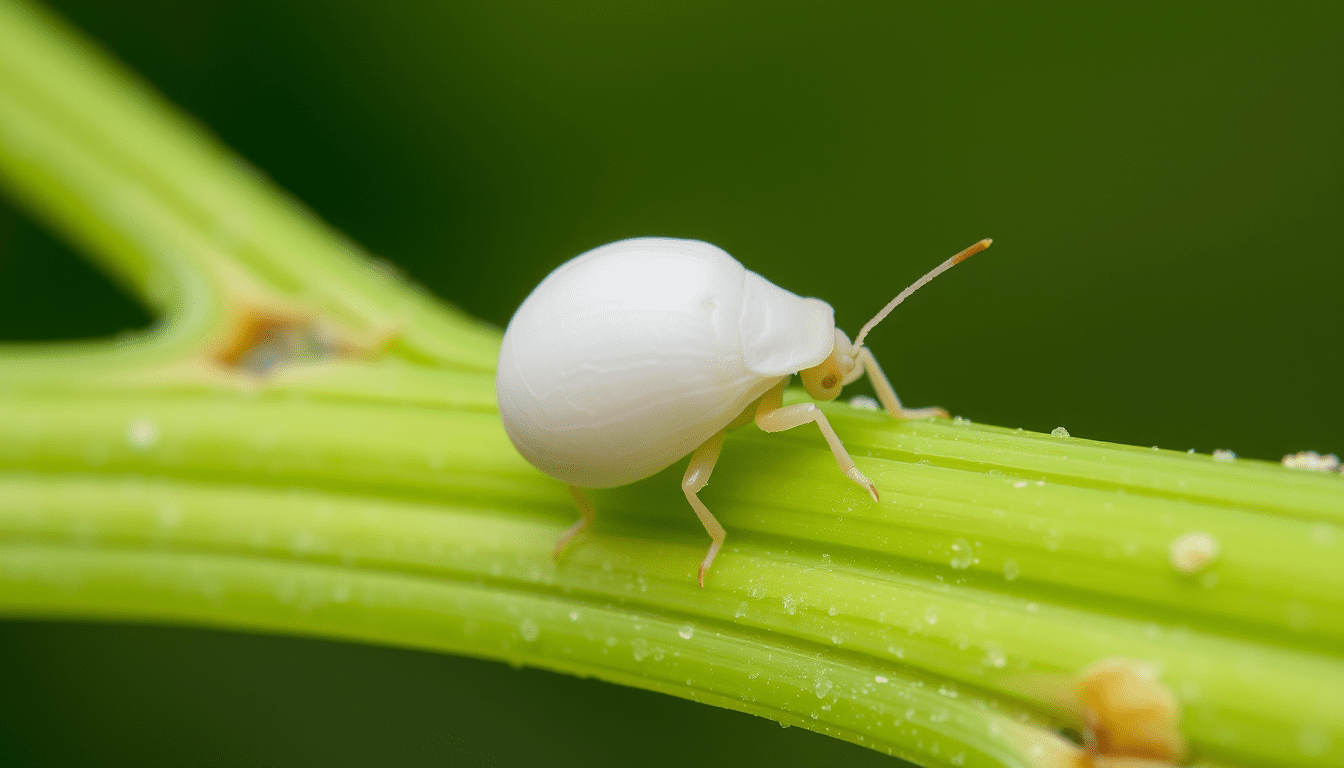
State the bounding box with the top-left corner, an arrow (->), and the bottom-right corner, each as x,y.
800,238 -> 993,403
799,329 -> 859,401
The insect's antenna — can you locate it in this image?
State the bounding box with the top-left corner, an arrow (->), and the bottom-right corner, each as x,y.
852,238 -> 993,348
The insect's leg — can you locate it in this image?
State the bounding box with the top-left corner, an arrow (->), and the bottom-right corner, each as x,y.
683,430 -> 728,588
754,380 -> 880,502
553,485 -> 598,559
858,347 -> 949,420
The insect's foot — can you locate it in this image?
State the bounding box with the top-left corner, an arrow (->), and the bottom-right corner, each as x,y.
552,518 -> 589,560
846,467 -> 880,502
698,538 -> 724,588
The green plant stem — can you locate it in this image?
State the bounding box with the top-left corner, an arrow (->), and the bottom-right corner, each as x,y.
1,388 -> 1341,766
0,1 -> 1341,767
0,0 -> 499,371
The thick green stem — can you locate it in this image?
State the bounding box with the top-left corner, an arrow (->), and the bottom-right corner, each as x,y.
0,1 -> 1340,767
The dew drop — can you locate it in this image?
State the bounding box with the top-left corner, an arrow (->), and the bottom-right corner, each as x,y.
1282,451 -> 1340,472
814,677 -> 833,698
518,618 -> 540,642
949,538 -> 973,570
126,419 -> 159,451
1169,531 -> 1219,574
1002,558 -> 1021,582
983,643 -> 1007,669
848,395 -> 880,411
924,605 -> 939,625
678,624 -> 695,640
631,637 -> 649,661
1212,449 -> 1237,462
1044,528 -> 1061,551
1050,426 -> 1070,438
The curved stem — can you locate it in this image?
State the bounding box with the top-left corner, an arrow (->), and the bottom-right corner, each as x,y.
0,2 -> 1340,767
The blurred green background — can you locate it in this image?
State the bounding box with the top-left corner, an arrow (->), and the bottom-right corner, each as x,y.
0,1 -> 1340,765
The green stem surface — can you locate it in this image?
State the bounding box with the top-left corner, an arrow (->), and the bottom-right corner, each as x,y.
0,1 -> 1340,767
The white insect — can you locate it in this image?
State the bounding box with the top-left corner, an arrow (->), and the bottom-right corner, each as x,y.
496,237 -> 991,586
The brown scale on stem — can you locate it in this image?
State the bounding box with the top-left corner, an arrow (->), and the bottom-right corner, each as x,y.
208,303 -> 389,376
196,261 -> 399,378
1006,657 -> 1188,768
1076,658 -> 1186,764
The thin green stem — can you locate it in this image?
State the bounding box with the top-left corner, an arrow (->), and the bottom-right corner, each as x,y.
0,0 -> 499,370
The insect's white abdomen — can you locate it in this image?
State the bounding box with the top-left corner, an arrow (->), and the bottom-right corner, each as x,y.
497,238 -> 833,488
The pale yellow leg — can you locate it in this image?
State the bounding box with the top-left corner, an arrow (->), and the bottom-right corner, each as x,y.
682,430 -> 728,588
858,347 -> 949,420
553,485 -> 598,559
754,380 -> 880,502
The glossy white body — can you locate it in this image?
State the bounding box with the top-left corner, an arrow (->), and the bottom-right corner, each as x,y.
497,238 -> 835,488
